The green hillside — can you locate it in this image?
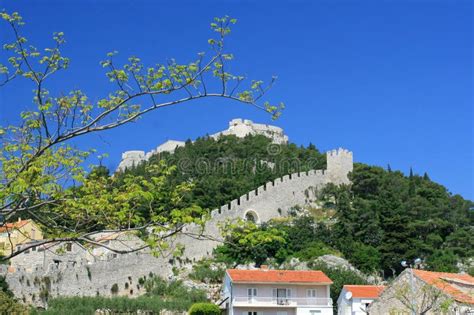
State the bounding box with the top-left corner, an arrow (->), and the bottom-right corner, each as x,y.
122,135 -> 473,275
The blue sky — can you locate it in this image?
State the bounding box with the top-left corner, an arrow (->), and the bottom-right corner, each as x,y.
1,0 -> 472,199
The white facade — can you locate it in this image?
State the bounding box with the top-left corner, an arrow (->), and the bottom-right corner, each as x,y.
337,291 -> 375,315
223,273 -> 333,315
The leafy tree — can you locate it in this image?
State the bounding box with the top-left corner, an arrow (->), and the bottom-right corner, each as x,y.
348,242 -> 381,274
215,219 -> 286,267
0,11 -> 283,259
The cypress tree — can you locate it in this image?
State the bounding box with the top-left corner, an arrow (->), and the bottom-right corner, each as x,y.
408,167 -> 416,197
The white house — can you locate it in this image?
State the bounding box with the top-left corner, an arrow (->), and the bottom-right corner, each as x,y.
337,285 -> 385,315
222,267 -> 334,315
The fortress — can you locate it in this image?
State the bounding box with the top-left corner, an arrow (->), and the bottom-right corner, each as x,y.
4,119 -> 353,306
117,118 -> 289,172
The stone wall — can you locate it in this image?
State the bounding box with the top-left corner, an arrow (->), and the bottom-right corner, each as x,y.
4,250 -> 172,307
368,269 -> 471,315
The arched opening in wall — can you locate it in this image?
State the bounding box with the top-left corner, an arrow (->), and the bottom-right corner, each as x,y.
244,210 -> 260,224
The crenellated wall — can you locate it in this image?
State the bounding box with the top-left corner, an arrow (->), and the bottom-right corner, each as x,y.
176,148 -> 353,261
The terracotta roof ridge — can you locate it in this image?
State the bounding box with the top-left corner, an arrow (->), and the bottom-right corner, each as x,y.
344,284 -> 386,287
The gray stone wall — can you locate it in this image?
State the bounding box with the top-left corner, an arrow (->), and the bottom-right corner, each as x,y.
5,250 -> 172,307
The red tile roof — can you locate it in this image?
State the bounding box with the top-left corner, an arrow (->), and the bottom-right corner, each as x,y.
0,220 -> 30,233
413,269 -> 474,305
343,285 -> 386,298
227,269 -> 333,284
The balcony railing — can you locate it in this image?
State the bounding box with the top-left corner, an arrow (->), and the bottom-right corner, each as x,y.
233,296 -> 333,307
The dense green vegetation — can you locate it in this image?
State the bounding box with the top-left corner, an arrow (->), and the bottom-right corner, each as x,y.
214,216 -> 338,267
330,164 -> 473,275
32,276 -> 207,315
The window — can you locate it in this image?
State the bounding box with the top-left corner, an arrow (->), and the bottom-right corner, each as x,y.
307,289 -> 317,297
273,288 -> 291,305
66,243 -> 72,252
247,288 -> 257,302
243,312 -> 262,315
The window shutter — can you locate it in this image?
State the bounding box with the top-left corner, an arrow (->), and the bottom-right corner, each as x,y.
287,288 -> 292,298
272,288 -> 277,301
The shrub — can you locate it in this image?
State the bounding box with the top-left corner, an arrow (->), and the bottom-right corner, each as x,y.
189,260 -> 225,284
110,283 -> 119,295
0,290 -> 28,314
189,302 -> 221,315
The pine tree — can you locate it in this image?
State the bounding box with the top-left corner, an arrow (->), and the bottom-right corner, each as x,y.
408,167 -> 416,197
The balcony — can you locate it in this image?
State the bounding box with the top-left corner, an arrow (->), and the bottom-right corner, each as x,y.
233,296 -> 333,308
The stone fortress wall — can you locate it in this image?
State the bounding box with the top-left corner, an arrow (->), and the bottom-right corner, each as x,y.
3,250 -> 173,307
116,119 -> 289,172
177,148 -> 353,261
4,119 -> 353,306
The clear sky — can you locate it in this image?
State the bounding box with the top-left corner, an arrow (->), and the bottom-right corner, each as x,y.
1,0 -> 472,200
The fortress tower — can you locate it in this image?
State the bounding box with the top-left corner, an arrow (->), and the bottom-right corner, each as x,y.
326,148 -> 353,184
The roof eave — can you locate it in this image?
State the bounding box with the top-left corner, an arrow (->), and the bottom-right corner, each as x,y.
231,281 -> 333,285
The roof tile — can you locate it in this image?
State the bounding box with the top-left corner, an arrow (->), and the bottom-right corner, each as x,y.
227,269 -> 333,284
413,269 -> 474,305
0,220 -> 31,233
343,285 -> 385,298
